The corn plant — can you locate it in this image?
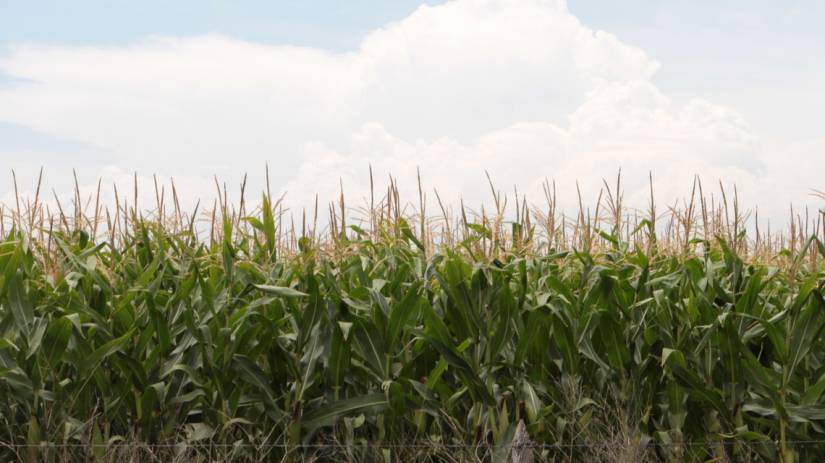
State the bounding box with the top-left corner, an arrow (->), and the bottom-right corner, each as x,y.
0,171 -> 824,462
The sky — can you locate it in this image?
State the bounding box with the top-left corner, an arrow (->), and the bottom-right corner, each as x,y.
1,0 -> 823,226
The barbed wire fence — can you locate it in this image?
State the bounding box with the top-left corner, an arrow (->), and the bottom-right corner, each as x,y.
3,439 -> 825,462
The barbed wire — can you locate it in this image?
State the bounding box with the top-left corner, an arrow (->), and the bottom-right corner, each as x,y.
3,440 -> 825,449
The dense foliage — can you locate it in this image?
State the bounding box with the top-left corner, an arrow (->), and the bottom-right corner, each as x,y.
1,211 -> 824,462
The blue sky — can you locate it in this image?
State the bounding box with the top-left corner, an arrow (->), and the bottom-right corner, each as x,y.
0,1 -> 441,50
0,0 -> 823,223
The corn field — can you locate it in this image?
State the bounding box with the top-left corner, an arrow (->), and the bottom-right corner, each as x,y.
1,169 -> 825,462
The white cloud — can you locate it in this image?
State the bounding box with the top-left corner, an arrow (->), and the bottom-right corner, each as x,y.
0,0 -> 821,227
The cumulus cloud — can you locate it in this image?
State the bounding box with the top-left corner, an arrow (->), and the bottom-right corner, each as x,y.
0,0 -> 821,226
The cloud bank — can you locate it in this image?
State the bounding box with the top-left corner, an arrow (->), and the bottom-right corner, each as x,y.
0,0 -> 821,224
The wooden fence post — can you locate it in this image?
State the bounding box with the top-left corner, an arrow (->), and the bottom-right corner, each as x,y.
511,420 -> 534,463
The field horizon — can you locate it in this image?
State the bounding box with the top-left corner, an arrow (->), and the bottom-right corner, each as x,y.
3,167 -> 823,260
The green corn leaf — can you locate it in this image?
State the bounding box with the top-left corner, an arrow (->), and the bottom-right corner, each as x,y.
84,328 -> 135,374
302,393 -> 387,432
254,284 -> 307,298
42,316 -> 73,367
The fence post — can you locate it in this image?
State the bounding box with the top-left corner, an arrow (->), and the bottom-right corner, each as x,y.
511,420 -> 534,463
